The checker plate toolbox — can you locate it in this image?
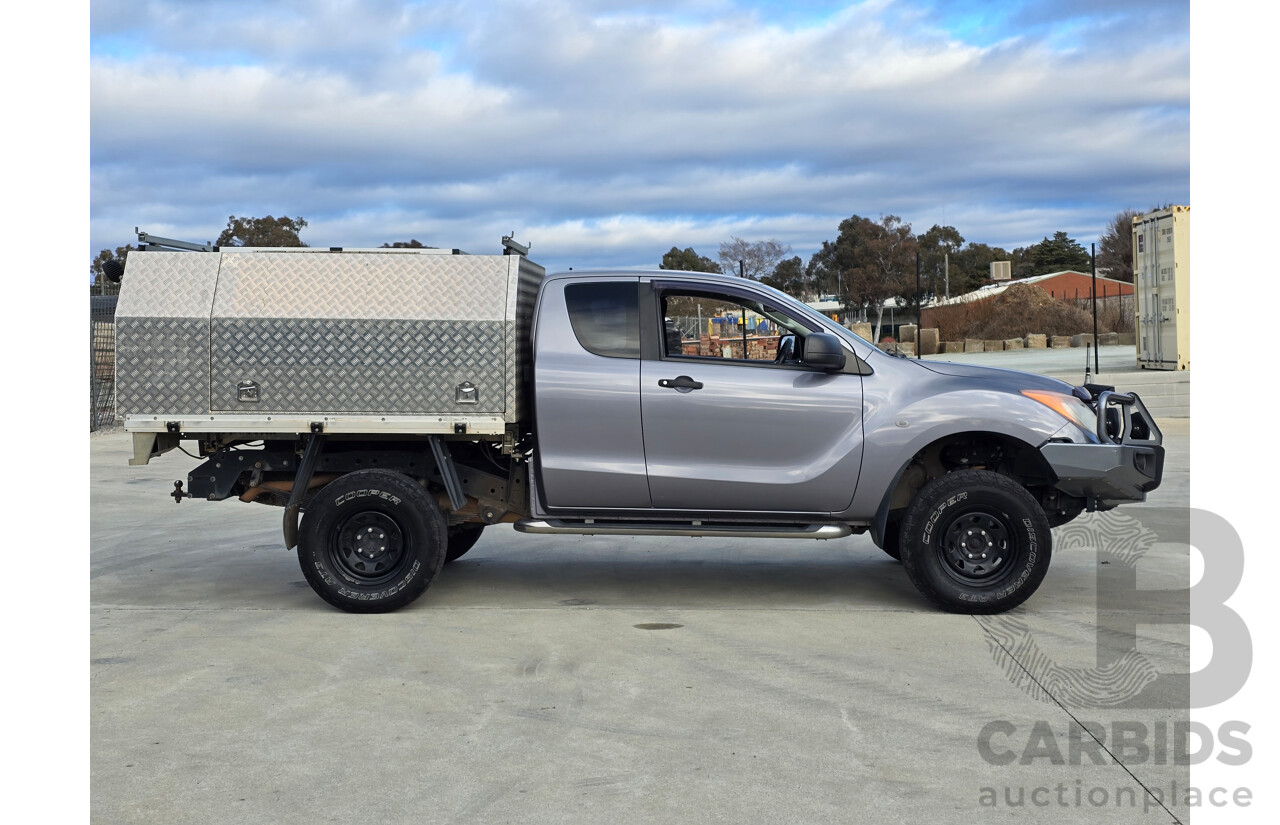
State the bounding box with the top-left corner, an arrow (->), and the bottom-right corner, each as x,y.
117,244 -> 544,436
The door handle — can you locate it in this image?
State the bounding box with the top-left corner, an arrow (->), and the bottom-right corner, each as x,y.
658,375 -> 703,391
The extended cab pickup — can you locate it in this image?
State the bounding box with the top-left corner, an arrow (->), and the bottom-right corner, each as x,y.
117,238 -> 1164,614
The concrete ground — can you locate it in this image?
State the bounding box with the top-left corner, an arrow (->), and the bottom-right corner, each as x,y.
92,423 -> 1191,824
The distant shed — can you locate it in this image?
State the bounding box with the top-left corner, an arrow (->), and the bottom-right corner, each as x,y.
920,270 -> 1133,329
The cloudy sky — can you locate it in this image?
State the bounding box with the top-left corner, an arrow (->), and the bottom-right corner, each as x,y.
89,0 -> 1189,274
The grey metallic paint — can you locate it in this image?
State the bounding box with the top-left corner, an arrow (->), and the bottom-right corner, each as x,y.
640,359 -> 863,512
842,355 -> 1084,520
533,270 -> 1110,524
532,277 -> 652,509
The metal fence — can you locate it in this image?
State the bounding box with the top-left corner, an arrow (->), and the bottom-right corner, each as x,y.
91,295 -> 118,430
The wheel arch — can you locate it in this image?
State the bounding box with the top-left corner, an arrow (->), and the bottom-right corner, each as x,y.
870,430 -> 1057,548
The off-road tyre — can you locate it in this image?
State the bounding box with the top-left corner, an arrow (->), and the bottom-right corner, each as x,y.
898,469 -> 1051,614
298,470 -> 447,613
445,525 -> 486,563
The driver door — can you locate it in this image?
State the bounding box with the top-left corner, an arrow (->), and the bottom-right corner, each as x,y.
639,281 -> 864,513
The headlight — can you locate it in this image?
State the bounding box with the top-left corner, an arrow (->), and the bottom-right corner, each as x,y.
1021,390 -> 1099,440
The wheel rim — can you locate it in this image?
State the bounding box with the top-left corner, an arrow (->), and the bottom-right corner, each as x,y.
937,508 -> 1017,585
331,511 -> 406,584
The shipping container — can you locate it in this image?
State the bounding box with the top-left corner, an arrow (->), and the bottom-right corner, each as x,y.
1133,205 -> 1190,370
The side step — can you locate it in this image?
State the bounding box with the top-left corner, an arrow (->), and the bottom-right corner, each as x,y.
514,519 -> 852,540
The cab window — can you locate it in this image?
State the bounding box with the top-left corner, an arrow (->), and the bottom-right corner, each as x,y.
565,282 -> 640,358
659,289 -> 814,364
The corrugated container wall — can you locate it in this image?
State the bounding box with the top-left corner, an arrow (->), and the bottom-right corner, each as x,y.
1133,205 -> 1190,370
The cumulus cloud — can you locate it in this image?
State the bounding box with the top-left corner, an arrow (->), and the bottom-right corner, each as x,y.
90,0 -> 1189,273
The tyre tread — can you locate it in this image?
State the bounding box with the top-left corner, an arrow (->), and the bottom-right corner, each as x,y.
899,469 -> 1051,614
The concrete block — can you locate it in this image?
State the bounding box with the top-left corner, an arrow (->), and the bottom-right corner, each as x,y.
850,323 -> 873,341
1025,334 -> 1047,349
1003,338 -> 1023,350
943,342 -> 964,353
1069,334 -> 1087,347
919,328 -> 940,356
1118,332 -> 1135,346
964,338 -> 983,353
984,340 -> 1005,352
1049,336 -> 1071,348
898,325 -> 918,347
1100,332 -> 1119,346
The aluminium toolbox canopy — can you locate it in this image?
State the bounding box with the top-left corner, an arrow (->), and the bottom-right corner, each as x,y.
116,247 -> 544,435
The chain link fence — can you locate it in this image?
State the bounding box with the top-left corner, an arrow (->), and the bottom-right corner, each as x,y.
91,294 -> 118,430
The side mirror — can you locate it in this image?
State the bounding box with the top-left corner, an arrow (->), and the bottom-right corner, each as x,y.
803,333 -> 846,371
775,334 -> 796,362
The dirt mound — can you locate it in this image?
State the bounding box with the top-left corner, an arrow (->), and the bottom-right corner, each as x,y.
968,282 -> 1094,340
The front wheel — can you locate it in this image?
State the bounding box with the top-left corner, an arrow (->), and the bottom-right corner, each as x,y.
898,470 -> 1051,614
298,469 -> 447,613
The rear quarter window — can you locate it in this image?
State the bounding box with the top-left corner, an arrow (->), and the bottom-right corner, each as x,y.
564,281 -> 640,358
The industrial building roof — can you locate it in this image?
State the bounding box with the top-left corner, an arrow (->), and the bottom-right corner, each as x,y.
927,270 -> 1133,307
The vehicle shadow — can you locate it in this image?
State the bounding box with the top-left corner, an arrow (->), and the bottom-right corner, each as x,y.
422,536 -> 926,612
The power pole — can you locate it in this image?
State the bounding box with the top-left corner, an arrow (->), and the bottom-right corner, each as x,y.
1091,243 -> 1099,375
915,251 -> 921,359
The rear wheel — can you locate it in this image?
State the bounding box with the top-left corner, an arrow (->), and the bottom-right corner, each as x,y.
445,525 -> 486,563
298,470 -> 446,613
898,470 -> 1051,614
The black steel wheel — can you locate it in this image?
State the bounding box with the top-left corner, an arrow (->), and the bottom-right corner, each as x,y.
332,511 -> 407,583
298,470 -> 446,613
936,509 -> 1014,585
444,525 -> 486,564
898,469 -> 1051,614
